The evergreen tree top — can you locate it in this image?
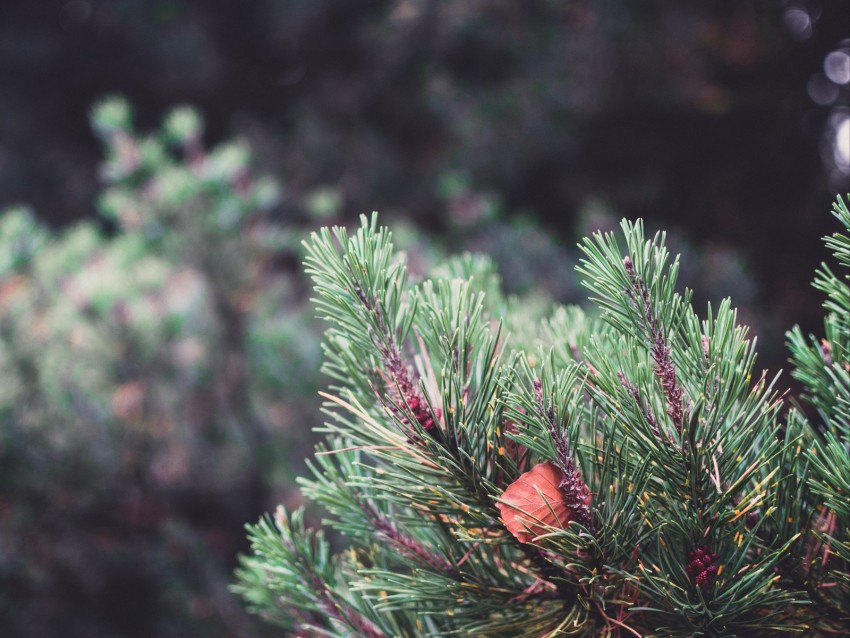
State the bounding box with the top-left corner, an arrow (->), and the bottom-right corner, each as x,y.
236,198 -> 850,637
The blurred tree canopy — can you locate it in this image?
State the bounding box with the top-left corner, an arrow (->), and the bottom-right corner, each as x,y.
0,1 -> 847,346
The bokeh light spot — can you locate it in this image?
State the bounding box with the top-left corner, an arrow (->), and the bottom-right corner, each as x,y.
807,73 -> 839,105
783,7 -> 813,40
824,49 -> 850,85
834,115 -> 850,172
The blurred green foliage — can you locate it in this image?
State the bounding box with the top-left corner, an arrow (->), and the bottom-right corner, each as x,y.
0,97 -> 321,638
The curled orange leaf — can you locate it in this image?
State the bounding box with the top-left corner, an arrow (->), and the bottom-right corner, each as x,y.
497,461 -> 586,543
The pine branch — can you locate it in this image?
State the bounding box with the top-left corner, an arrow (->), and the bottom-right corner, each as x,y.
784,195 -> 850,628
577,219 -> 802,634
623,255 -> 686,439
236,208 -> 850,636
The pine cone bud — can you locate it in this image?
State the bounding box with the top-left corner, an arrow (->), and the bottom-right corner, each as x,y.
686,545 -> 720,594
558,466 -> 593,527
400,390 -> 440,434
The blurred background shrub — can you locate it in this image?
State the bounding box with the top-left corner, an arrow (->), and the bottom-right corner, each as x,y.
0,98 -> 322,638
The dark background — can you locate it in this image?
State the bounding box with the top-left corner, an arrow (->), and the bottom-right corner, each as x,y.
1,1 -> 848,335
0,1 -> 848,637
